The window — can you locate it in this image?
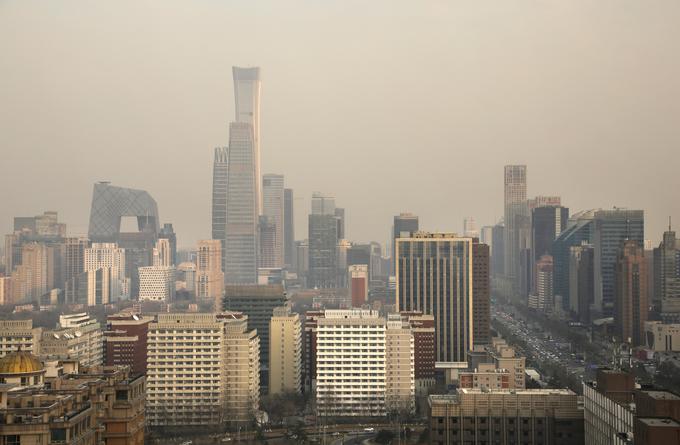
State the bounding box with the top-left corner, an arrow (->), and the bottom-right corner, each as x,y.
6,436 -> 20,445
51,429 -> 67,442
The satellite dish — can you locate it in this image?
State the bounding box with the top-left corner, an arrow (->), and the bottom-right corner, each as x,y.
53,333 -> 60,339
74,331 -> 82,337
132,314 -> 139,321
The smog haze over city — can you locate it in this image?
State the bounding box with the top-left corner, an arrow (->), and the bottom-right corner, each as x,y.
2,0 -> 680,247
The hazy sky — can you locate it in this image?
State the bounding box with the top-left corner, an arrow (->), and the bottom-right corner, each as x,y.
1,1 -> 679,249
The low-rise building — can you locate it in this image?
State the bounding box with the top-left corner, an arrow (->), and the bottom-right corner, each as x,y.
429,388 -> 584,445
645,321 -> 680,352
0,320 -> 42,358
0,351 -> 145,445
40,313 -> 103,367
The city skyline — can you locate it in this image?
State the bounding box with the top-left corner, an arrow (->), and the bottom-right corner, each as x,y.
2,1 -> 680,246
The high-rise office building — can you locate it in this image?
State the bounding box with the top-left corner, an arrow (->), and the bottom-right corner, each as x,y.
593,209 -> 644,316
335,207 -> 345,241
224,122 -> 258,284
569,244 -> 595,323
553,210 -> 596,308
88,182 -> 159,297
396,232 -> 473,362
348,264 -> 369,307
146,312 -> 260,426
212,146 -> 229,274
262,174 -> 284,268
653,227 -> 680,322
308,192 -> 338,289
531,206 -> 569,291
158,223 -> 177,266
615,240 -> 648,346
63,236 -> 88,285
392,213 -> 419,275
472,239 -> 491,346
196,240 -> 224,306
491,221 -> 505,277
463,217 -> 479,238
153,237 -> 172,267
84,242 -> 128,300
232,66 -> 262,214
269,306 -> 302,395
223,284 -> 287,392
503,165 -> 527,288
9,242 -> 58,303
534,255 -> 555,313
283,188 -> 295,269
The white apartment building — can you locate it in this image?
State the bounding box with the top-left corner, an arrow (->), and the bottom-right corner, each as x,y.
0,320 -> 42,357
138,266 -> 176,301
40,313 -> 103,366
316,309 -> 415,417
146,312 -> 260,427
84,242 -> 128,300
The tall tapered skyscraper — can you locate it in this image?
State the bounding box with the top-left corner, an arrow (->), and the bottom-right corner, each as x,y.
212,146 -> 229,274
224,122 -> 258,284
233,66 -> 262,214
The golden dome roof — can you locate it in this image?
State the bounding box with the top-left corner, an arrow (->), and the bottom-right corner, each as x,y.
0,350 -> 44,374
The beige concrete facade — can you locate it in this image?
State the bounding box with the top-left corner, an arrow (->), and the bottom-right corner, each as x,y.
146,312 -> 259,427
269,306 -> 302,394
196,240 -> 224,308
0,320 -> 42,358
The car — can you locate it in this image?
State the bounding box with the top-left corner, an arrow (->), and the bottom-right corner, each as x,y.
364,427 -> 375,432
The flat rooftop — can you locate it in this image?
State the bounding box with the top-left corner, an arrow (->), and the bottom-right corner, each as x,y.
637,418 -> 680,427
641,390 -> 680,401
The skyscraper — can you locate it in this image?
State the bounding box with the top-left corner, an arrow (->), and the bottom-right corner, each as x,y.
89,183 -> 157,297
158,223 -> 177,266
531,205 -> 569,294
491,221 -> 505,277
348,264 -> 369,307
463,217 -> 479,238
269,306 -> 302,395
283,188 -> 295,269
552,210 -> 596,307
196,239 -> 224,307
308,192 -> 338,289
212,146 -> 229,274
472,239 -> 491,346
615,240 -> 648,346
261,174 -> 284,268
503,165 -> 527,288
83,242 -> 128,300
396,232 -> 473,362
335,207 -> 345,241
593,209 -> 644,316
392,213 -> 419,275
224,122 -> 258,284
233,66 -> 262,214
153,238 -> 172,267
569,244 -> 595,323
653,226 -> 680,321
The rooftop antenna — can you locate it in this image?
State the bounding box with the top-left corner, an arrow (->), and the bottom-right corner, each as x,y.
670,216 -> 672,232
